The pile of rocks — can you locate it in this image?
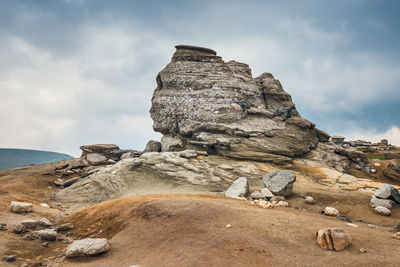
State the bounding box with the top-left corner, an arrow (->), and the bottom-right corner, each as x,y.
370,184 -> 400,216
224,170 -> 295,208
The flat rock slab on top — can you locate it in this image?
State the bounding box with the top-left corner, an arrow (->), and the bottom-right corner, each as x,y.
263,170 -> 296,197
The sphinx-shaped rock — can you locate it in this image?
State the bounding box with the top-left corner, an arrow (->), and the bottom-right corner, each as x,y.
150,45 -> 320,163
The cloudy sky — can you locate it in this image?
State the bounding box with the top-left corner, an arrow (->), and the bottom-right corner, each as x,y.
1,0 -> 399,156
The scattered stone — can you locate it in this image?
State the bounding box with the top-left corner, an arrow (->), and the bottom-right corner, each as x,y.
13,223 -> 27,234
374,206 -> 391,216
374,163 -> 381,167
0,223 -> 6,231
359,248 -> 367,253
179,150 -> 198,159
66,238 -> 111,258
277,201 -> 289,207
324,207 -> 340,217
346,223 -> 358,228
56,223 -> 74,232
355,164 -> 362,170
250,191 -> 265,200
40,203 -> 50,208
305,196 -> 316,204
144,140 -> 162,153
106,159 -> 116,164
39,218 -> 52,227
394,222 -> 400,232
370,196 -> 394,209
42,242 -> 49,247
21,219 -> 39,229
33,229 -> 57,241
86,153 -> 107,165
316,228 -> 352,251
23,233 -> 35,240
120,151 -> 142,159
392,232 -> 400,240
270,196 -> 285,203
261,188 -> 274,199
226,224 -> 232,228
374,184 -> 400,203
371,168 -> 377,174
263,170 -> 296,197
225,177 -> 249,198
10,201 -> 33,214
6,255 -> 16,262
62,177 -> 80,188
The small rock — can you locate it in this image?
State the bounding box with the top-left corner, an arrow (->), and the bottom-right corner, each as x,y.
179,150 -> 198,159
40,203 -> 50,208
42,242 -> 49,247
346,223 -> 358,228
374,184 -> 400,203
23,233 -> 35,240
225,177 -> 249,198
143,140 -> 162,153
316,228 -> 352,251
13,223 -> 27,234
56,223 -> 74,232
261,188 -> 274,199
277,201 -> 289,207
39,218 -> 52,227
371,168 -> 377,174
394,222 -> 400,232
374,163 -> 381,167
359,247 -> 367,253
270,196 -> 285,203
226,224 -> 232,228
374,206 -> 391,216
263,170 -> 296,197
305,196 -> 316,204
392,232 -> 400,239
86,153 -> 107,165
33,229 -> 57,241
370,196 -> 394,209
355,164 -> 362,170
0,223 -> 6,231
6,255 -> 16,262
250,191 -> 265,200
66,238 -> 111,258
10,201 -> 33,214
106,159 -> 116,164
324,207 -> 340,217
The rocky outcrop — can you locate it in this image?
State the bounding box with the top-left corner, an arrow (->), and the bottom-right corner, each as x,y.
150,45 -> 323,163
382,159 -> 400,182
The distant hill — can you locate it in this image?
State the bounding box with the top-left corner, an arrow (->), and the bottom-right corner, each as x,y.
0,148 -> 72,171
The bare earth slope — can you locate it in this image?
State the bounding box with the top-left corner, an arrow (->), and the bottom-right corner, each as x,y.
62,194 -> 400,267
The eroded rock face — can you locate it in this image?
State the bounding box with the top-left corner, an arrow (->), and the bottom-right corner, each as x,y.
150,45 -> 321,163
383,159 -> 400,182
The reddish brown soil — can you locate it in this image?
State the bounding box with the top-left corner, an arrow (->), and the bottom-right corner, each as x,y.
60,194 -> 400,267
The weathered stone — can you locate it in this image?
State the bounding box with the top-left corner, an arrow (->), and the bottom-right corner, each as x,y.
12,223 -> 26,234
6,256 -> 16,262
33,229 -> 57,241
250,191 -> 265,200
0,223 -> 6,231
374,184 -> 400,203
21,219 -> 39,229
10,201 -> 33,214
150,45 -> 321,163
314,128 -> 330,142
261,188 -> 274,199
316,228 -> 352,251
263,170 -> 296,197
305,196 -> 316,204
225,177 -> 249,198
394,222 -> 400,232
324,207 -> 340,216
56,223 -> 74,232
277,201 -> 289,207
382,160 -> 400,182
334,147 -> 368,164
66,238 -> 110,258
120,151 -> 142,160
39,218 -> 52,227
144,140 -> 162,153
62,177 -> 80,188
86,153 -> 107,165
270,196 -> 285,203
179,150 -> 198,159
374,206 -> 391,216
370,196 -> 394,209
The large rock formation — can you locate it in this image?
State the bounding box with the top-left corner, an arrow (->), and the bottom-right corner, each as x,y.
150,45 -> 325,163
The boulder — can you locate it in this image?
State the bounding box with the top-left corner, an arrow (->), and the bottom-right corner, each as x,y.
150,45 -> 321,163
225,177 -> 249,198
66,238 -> 111,258
374,206 -> 391,216
144,140 -> 162,153
86,153 -> 107,165
261,188 -> 274,199
32,229 -> 57,241
316,228 -> 352,251
10,201 -> 33,214
382,160 -> 400,182
374,184 -> 400,203
324,207 -> 339,216
370,196 -> 395,209
263,170 -> 296,197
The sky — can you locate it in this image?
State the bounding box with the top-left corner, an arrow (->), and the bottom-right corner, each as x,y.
0,0 -> 399,156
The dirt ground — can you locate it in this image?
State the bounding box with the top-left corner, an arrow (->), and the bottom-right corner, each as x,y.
1,160 -> 400,266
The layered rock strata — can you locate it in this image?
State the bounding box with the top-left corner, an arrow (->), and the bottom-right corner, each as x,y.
150,45 -> 328,163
